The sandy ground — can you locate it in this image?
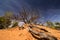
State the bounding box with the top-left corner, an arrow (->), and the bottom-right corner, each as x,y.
0,27 -> 35,40
0,24 -> 60,40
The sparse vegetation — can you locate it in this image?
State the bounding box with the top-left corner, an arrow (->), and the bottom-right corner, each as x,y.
46,21 -> 60,30
0,7 -> 40,29
0,17 -> 11,29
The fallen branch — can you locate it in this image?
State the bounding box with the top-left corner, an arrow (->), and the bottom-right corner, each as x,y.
28,26 -> 57,40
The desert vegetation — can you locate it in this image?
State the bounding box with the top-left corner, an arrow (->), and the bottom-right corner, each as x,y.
0,16 -> 11,29
0,7 -> 60,40
0,7 -> 40,29
46,21 -> 60,30
0,7 -> 60,30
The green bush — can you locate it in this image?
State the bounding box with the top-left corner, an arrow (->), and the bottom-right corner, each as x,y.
51,26 -> 55,29
0,17 -> 11,29
54,26 -> 60,30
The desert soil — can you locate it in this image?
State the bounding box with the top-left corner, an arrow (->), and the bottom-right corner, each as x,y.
0,24 -> 60,40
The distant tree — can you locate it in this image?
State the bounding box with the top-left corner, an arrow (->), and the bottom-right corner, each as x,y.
46,21 -> 54,28
55,22 -> 60,26
54,22 -> 60,30
4,11 -> 13,20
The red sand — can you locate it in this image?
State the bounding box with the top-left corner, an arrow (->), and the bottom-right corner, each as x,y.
0,24 -> 60,40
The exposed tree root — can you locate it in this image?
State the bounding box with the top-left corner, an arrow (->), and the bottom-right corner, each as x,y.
29,25 -> 48,32
28,26 -> 57,40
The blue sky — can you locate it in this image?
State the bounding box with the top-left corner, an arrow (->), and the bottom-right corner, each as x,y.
0,0 -> 60,22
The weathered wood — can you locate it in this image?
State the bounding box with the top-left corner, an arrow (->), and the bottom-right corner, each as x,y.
28,26 -> 57,40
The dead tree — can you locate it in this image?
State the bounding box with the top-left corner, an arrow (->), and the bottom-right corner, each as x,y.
28,26 -> 57,40
18,7 -> 40,24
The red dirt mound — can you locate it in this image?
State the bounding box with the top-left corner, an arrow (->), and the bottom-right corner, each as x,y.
0,24 -> 60,40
